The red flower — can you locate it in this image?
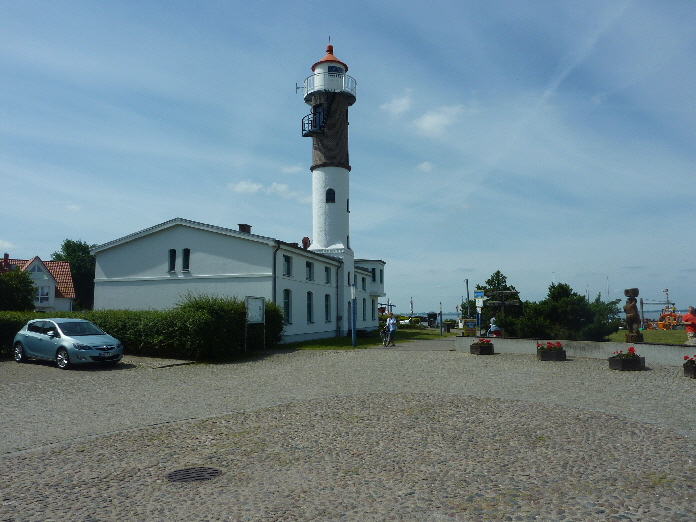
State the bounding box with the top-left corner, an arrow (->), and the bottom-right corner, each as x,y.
628,347 -> 636,354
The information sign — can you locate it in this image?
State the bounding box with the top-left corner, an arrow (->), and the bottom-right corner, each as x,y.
245,296 -> 265,324
459,318 -> 475,336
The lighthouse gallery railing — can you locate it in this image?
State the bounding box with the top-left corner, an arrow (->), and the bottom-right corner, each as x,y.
303,72 -> 356,100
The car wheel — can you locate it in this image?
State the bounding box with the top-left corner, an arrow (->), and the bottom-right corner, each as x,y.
56,348 -> 70,370
13,342 -> 26,363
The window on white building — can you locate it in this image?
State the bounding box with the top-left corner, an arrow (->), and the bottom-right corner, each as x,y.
362,298 -> 366,321
306,261 -> 314,281
182,248 -> 190,271
307,291 -> 314,323
325,294 -> 331,322
325,266 -> 331,284
283,255 -> 293,277
362,277 -> 366,291
168,249 -> 176,272
36,286 -> 50,303
283,289 -> 292,323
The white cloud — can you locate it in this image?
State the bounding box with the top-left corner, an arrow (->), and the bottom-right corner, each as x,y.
0,240 -> 16,250
281,165 -> 304,174
228,180 -> 311,204
417,161 -> 433,172
412,105 -> 464,137
380,93 -> 413,116
66,204 -> 80,212
228,180 -> 263,194
267,182 -> 312,204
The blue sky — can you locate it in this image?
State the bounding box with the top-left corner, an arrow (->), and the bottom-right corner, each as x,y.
2,1 -> 694,314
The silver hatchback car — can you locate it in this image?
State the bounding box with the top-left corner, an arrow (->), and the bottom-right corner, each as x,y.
13,318 -> 123,369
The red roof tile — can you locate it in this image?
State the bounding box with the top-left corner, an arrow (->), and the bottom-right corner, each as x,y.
0,257 -> 76,299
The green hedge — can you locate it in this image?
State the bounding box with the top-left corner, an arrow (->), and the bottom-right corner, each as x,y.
0,296 -> 285,360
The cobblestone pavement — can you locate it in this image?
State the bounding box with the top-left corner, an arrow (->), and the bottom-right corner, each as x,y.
1,338 -> 695,521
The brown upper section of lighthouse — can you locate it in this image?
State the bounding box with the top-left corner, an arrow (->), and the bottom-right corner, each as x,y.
310,91 -> 351,172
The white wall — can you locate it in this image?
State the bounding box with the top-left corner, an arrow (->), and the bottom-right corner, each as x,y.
94,224 -> 275,310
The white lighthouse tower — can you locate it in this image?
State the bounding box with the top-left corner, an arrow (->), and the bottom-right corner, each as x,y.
302,43 -> 357,334
302,44 -> 356,252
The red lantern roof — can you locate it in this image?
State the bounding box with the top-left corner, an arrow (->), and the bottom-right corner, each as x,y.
311,44 -> 348,72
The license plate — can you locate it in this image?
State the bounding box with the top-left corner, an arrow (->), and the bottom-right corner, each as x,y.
101,352 -> 112,357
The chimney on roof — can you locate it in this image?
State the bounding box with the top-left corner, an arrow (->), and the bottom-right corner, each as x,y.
3,253 -> 8,270
238,224 -> 251,234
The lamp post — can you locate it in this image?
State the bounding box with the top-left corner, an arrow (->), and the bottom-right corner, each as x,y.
439,301 -> 443,336
351,283 -> 357,347
465,278 -> 470,318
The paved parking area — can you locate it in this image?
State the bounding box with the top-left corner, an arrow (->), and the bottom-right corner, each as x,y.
1,339 -> 695,521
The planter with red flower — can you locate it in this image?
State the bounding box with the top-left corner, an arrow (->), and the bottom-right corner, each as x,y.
470,338 -> 494,355
536,341 -> 567,361
683,355 -> 696,379
608,347 -> 645,371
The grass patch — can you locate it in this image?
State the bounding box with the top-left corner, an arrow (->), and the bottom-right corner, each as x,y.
283,328 -> 458,350
607,329 -> 687,345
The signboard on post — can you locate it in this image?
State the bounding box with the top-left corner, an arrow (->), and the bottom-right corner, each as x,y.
462,318 -> 477,337
246,297 -> 265,323
474,290 -> 484,299
245,296 -> 266,351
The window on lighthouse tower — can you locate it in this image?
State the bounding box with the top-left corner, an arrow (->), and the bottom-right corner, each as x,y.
311,104 -> 324,132
326,188 -> 335,203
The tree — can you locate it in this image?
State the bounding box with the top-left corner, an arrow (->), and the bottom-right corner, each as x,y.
466,271 -> 523,336
52,239 -> 96,310
0,269 -> 35,311
511,282 -> 620,341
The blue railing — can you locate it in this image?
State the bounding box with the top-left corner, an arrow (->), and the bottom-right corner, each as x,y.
302,112 -> 323,136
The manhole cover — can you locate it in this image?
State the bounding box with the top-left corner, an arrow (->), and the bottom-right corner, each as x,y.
165,467 -> 223,483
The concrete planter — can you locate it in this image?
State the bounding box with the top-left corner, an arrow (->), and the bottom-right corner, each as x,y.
683,364 -> 696,379
537,349 -> 567,361
470,343 -> 494,355
608,356 -> 645,371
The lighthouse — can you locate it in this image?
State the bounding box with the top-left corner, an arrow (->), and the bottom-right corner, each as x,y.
302,44 -> 356,254
302,43 -> 358,335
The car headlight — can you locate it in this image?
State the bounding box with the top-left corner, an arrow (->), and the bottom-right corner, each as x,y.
73,343 -> 91,350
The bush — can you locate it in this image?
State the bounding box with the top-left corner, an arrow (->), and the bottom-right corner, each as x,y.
0,294 -> 285,360
509,283 -> 620,341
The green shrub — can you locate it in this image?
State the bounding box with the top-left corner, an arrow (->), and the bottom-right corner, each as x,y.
0,294 -> 285,360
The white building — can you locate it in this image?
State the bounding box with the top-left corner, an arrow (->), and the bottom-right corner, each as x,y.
91,45 -> 385,342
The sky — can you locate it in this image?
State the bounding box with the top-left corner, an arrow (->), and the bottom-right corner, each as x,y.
1,0 -> 694,314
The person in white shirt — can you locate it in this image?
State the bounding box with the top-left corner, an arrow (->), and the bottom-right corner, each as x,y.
385,312 -> 397,346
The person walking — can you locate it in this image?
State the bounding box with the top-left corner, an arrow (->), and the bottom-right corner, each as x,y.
386,312 -> 397,347
682,306 -> 696,345
486,316 -> 501,337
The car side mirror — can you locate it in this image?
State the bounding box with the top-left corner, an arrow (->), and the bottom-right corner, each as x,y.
47,331 -> 58,338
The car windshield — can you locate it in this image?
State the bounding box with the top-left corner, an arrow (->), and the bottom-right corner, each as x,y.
58,322 -> 105,336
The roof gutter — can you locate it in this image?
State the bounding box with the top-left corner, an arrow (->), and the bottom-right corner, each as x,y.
272,240 -> 281,304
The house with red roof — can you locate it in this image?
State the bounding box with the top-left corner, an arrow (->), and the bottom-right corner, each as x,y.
1,253 -> 75,312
